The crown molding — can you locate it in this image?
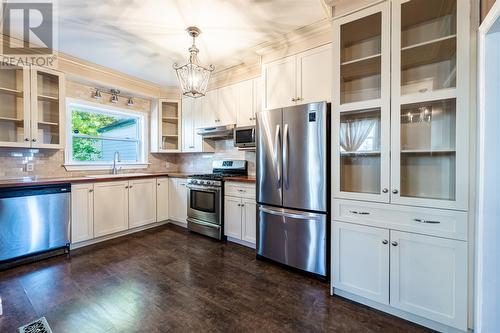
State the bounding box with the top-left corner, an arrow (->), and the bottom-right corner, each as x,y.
253,18 -> 332,57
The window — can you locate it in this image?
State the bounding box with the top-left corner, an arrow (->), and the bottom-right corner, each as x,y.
65,100 -> 148,169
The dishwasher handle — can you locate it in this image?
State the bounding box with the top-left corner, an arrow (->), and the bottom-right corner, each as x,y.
0,183 -> 71,199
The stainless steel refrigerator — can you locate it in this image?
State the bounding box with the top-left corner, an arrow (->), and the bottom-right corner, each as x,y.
256,101 -> 329,277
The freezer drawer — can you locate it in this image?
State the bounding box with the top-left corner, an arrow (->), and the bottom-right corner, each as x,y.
257,205 -> 327,276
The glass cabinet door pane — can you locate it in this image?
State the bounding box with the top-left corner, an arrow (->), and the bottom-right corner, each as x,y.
161,101 -> 179,150
340,13 -> 382,104
37,71 -> 60,145
340,108 -> 381,194
400,99 -> 456,200
400,0 -> 457,95
0,67 -> 26,144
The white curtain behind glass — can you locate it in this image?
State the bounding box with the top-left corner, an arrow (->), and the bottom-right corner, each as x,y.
340,118 -> 377,152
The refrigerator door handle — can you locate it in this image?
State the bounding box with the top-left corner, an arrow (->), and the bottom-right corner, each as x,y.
259,206 -> 323,220
274,124 -> 281,188
283,123 -> 289,189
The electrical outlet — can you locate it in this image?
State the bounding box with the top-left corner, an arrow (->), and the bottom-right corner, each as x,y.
26,163 -> 34,172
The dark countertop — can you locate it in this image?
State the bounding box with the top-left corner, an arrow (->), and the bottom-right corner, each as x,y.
225,176 -> 256,183
0,172 -> 255,188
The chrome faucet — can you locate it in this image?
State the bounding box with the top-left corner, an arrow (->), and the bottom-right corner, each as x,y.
112,151 -> 121,175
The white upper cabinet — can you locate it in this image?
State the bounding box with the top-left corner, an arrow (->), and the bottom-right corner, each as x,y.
333,0 -> 469,211
333,2 -> 391,204
264,56 -> 296,109
217,84 -> 238,126
0,66 -> 65,149
182,97 -> 196,151
181,97 -> 215,153
390,0 -> 469,210
263,44 -> 332,110
253,77 -> 263,116
297,44 -> 333,105
236,79 -> 255,127
201,89 -> 219,127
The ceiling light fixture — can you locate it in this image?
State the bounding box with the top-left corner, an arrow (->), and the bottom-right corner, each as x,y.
92,89 -> 102,100
173,26 -> 215,98
110,89 -> 120,103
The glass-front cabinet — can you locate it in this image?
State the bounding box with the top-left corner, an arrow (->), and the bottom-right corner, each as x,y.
0,65 -> 64,149
159,99 -> 181,152
333,2 -> 391,203
391,0 -> 468,210
333,0 -> 469,211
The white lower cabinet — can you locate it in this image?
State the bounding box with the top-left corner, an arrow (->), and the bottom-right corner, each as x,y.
71,177 -> 170,244
224,182 -> 256,247
94,181 -> 129,237
224,196 -> 242,239
156,177 -> 169,222
332,222 -> 389,305
332,221 -> 468,331
242,199 -> 257,244
389,231 -> 467,330
129,178 -> 157,228
168,178 -> 188,223
71,183 -> 94,243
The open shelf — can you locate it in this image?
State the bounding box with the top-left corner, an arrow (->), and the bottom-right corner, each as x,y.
341,12 -> 382,63
401,149 -> 455,154
342,53 -> 381,80
401,35 -> 456,70
0,116 -> 22,122
38,94 -> 59,101
38,121 -> 59,126
0,86 -> 22,96
341,151 -> 381,156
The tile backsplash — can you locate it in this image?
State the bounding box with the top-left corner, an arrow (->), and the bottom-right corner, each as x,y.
176,140 -> 256,175
0,139 -> 255,179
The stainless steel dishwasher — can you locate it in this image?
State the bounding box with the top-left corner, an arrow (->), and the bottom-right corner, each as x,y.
0,184 -> 71,266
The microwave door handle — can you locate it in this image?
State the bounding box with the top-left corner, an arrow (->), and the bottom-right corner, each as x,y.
252,127 -> 255,142
274,124 -> 281,189
283,124 -> 289,189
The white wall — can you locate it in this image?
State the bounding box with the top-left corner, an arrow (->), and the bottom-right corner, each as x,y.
476,8 -> 500,332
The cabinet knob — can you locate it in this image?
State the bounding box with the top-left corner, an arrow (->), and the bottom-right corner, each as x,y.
392,189 -> 399,194
382,240 -> 388,245
241,204 -> 245,207
24,138 -> 29,142
32,138 -> 37,142
291,98 -> 297,102
158,183 -> 161,186
129,185 -> 133,188
189,145 -> 195,148
391,241 -> 398,247
382,188 -> 388,193
89,189 -> 94,193
125,186 -> 129,189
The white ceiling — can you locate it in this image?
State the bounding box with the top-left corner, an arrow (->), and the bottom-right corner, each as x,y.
54,0 -> 328,86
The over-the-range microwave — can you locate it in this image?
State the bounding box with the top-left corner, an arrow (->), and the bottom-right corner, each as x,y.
234,126 -> 256,148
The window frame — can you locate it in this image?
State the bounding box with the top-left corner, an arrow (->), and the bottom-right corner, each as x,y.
64,98 -> 149,171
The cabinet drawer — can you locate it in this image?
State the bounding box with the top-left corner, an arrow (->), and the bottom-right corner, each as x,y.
224,182 -> 256,199
333,199 -> 468,241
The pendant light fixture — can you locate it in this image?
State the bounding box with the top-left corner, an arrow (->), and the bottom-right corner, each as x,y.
173,26 -> 215,98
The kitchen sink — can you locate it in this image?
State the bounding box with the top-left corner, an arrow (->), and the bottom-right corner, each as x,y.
85,173 -> 152,179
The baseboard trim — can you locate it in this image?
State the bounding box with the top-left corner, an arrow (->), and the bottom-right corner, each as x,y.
226,236 -> 256,249
332,289 -> 470,333
169,219 -> 187,228
71,220 -> 170,249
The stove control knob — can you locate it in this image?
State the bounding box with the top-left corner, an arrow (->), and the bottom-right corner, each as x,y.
192,180 -> 198,185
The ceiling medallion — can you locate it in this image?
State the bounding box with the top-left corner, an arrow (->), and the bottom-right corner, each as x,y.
173,26 -> 215,98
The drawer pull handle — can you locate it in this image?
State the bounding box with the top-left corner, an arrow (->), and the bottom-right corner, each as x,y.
382,240 -> 388,245
414,218 -> 441,224
349,210 -> 370,215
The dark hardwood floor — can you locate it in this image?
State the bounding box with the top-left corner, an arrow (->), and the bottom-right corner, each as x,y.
0,224 -> 433,333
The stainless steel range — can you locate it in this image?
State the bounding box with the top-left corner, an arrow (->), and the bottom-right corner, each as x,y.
187,160 -> 247,240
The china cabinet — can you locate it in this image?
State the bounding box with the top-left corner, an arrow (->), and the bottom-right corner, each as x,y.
331,1 -> 471,331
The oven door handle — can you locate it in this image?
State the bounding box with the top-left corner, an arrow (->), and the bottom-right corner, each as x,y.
187,184 -> 221,192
